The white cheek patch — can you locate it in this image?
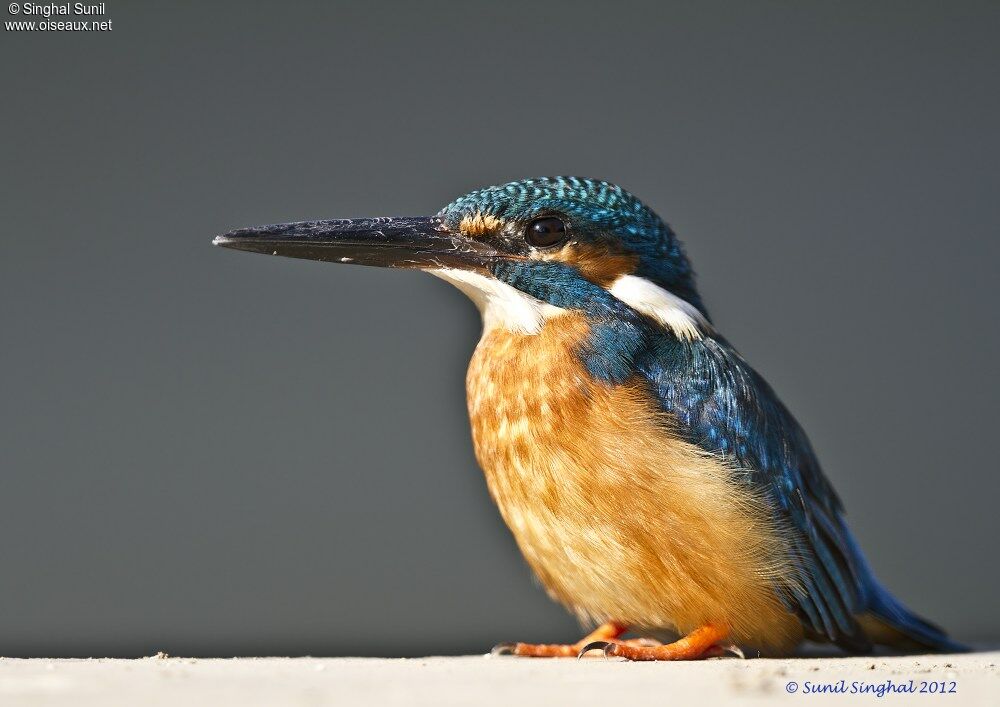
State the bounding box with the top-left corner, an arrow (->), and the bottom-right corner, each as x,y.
428,269 -> 565,335
608,274 -> 709,341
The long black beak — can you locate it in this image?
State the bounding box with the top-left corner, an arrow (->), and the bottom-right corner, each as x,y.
213,216 -> 496,269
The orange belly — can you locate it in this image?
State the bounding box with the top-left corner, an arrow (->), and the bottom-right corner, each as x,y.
466,313 -> 803,652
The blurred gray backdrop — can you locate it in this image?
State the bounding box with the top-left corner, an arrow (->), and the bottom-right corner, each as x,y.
2,0 -> 998,657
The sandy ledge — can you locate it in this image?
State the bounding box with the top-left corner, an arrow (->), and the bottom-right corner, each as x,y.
0,651 -> 995,706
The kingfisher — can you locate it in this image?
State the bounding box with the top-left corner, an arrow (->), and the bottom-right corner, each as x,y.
214,177 -> 963,660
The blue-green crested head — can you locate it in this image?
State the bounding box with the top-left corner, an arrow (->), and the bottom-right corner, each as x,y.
437,177 -> 704,313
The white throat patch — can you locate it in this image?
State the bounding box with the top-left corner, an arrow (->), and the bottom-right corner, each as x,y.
429,269 -> 706,341
608,274 -> 709,341
428,269 -> 565,335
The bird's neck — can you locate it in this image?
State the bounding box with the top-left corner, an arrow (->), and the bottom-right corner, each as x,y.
430,268 -> 710,344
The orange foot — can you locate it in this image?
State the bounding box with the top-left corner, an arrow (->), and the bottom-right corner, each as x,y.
492,622 -> 737,661
581,623 -> 731,661
492,622 -> 628,658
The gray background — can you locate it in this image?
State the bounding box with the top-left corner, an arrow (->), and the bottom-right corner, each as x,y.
2,1 -> 998,657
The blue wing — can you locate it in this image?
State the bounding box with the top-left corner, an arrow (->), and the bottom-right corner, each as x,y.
634,331 -> 959,651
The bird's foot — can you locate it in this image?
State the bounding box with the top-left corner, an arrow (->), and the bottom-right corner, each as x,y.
579,623 -> 731,661
491,622 -> 628,658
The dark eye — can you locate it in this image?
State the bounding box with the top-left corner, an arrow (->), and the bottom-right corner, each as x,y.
525,216 -> 567,248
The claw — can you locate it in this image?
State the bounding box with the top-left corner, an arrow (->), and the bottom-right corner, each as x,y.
490,642 -> 517,657
577,640 -> 614,659
721,643 -> 745,659
700,642 -> 746,659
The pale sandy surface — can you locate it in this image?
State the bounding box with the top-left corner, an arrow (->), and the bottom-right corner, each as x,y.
0,652 -> 995,706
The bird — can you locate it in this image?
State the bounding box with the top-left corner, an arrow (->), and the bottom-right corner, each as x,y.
213,177 -> 964,660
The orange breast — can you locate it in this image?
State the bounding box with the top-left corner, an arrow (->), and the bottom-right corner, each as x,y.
466,313 -> 803,652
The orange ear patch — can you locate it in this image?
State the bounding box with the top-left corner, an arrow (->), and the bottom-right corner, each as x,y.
542,243 -> 639,287
460,212 -> 503,237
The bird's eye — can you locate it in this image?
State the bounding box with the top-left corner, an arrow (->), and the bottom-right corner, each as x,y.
525,216 -> 567,248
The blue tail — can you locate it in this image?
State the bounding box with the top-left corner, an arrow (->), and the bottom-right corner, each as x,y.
843,524 -> 966,653
866,581 -> 968,653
